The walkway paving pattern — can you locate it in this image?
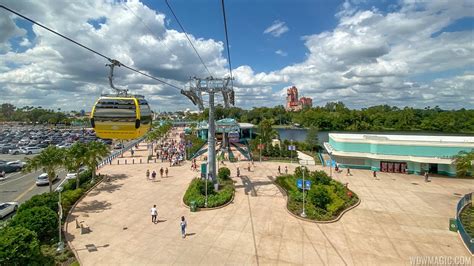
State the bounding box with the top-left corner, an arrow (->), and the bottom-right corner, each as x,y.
66,129 -> 473,265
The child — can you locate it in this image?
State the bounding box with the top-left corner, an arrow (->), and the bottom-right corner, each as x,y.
180,216 -> 187,238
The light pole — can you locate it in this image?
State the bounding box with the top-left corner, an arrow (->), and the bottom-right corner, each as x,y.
56,186 -> 64,252
301,166 -> 307,218
205,173 -> 210,208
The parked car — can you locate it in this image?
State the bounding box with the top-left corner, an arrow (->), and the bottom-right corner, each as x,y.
8,148 -> 22,155
114,143 -> 124,149
0,164 -> 21,173
6,160 -> 26,169
19,146 -> 43,155
35,173 -> 58,186
0,202 -> 18,219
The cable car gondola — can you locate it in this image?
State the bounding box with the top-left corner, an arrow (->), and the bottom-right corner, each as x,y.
90,60 -> 152,140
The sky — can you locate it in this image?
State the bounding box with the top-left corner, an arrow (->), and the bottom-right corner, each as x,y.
0,0 -> 473,112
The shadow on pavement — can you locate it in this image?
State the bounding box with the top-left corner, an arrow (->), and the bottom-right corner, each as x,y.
237,176 -> 275,197
74,200 -> 112,214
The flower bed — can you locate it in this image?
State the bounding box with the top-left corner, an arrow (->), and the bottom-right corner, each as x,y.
276,167 -> 359,221
183,167 -> 235,209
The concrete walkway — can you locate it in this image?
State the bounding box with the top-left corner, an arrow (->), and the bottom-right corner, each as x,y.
66,131 -> 473,265
297,151 -> 316,165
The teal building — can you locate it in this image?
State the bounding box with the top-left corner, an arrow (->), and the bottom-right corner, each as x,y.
324,133 -> 474,176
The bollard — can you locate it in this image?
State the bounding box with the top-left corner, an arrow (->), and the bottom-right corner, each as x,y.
118,160 -> 120,165
125,159 -> 127,164
133,159 -> 135,164
154,158 -> 156,163
140,158 -> 142,164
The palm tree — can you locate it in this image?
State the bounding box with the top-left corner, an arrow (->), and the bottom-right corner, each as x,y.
84,141 -> 110,181
64,142 -> 88,189
452,150 -> 474,177
23,146 -> 65,192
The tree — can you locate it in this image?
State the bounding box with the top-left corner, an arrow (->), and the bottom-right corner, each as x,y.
84,141 -> 110,181
23,146 -> 65,192
305,126 -> 319,152
10,206 -> 58,243
65,142 -> 88,189
452,150 -> 474,178
0,103 -> 15,120
0,226 -> 41,265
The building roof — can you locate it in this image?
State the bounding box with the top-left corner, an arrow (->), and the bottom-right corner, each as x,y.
323,142 -> 454,164
329,133 -> 474,146
238,123 -> 255,129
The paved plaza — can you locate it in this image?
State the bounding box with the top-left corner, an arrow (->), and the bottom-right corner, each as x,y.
66,138 -> 473,265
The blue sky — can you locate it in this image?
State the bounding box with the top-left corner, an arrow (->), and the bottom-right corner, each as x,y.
0,0 -> 473,111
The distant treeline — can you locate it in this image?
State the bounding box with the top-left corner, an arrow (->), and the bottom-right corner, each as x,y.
184,102 -> 474,133
0,103 -> 76,124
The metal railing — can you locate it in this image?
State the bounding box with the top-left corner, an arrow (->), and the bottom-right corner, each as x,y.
97,138 -> 144,169
456,192 -> 473,254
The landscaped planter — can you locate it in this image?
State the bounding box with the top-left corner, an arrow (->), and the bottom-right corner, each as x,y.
275,167 -> 360,223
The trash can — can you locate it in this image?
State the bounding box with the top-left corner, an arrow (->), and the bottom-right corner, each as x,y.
190,201 -> 197,212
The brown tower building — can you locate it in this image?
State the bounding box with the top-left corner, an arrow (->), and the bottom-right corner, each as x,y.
285,86 -> 312,111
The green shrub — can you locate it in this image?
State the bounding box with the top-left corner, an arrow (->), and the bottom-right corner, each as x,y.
308,185 -> 331,209
18,192 -> 58,214
61,188 -> 84,213
218,167 -> 231,180
183,178 -> 234,208
0,226 -> 42,265
10,206 -> 57,243
311,170 -> 331,185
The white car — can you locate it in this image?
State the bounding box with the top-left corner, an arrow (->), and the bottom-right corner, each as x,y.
35,173 -> 58,186
0,202 -> 19,219
65,173 -> 77,180
20,147 -> 43,155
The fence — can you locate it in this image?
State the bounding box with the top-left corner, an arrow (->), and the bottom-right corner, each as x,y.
456,192 -> 473,255
97,138 -> 144,169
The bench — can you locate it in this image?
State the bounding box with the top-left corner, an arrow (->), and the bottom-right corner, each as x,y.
76,219 -> 90,234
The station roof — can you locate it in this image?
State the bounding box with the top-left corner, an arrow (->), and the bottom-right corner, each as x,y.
329,133 -> 474,145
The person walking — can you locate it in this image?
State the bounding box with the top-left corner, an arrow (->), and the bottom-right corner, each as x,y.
373,170 -> 377,180
285,166 -> 288,174
236,167 -> 240,177
247,163 -> 251,172
278,165 -> 281,175
347,168 -> 351,176
424,172 -> 429,182
180,216 -> 187,238
146,169 -> 150,180
152,170 -> 157,180
151,205 -> 158,223
165,167 -> 169,177
131,149 -> 134,157
160,167 -> 164,178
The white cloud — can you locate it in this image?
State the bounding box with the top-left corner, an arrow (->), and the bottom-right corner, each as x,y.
0,0 -> 473,111
275,50 -> 287,56
263,20 -> 289,37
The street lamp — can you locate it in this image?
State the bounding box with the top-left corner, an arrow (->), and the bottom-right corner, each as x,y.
56,186 -> 64,252
301,166 -> 307,218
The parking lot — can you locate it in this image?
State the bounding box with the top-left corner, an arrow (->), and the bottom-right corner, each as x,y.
0,124 -> 118,218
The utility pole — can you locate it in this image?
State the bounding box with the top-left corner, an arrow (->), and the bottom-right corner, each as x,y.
181,77 -> 234,186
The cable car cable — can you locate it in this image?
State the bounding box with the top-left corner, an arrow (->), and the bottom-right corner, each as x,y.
0,4 -> 182,91
220,0 -> 233,87
164,0 -> 213,77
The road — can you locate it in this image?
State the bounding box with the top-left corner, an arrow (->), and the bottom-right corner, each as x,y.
0,153 -> 67,205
